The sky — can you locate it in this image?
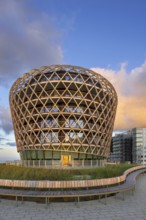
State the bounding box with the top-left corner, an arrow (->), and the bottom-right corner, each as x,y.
1,0 -> 146,161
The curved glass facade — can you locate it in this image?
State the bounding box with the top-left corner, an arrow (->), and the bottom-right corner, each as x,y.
9,65 -> 117,166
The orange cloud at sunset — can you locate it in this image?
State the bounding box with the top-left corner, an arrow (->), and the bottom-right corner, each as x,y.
91,61 -> 146,130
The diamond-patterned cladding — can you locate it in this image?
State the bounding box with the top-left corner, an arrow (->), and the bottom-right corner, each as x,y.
9,65 -> 117,158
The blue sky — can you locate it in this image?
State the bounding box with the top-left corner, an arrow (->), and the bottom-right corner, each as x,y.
1,0 -> 146,161
33,0 -> 146,70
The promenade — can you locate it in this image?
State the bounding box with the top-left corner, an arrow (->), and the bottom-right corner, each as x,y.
0,174 -> 146,220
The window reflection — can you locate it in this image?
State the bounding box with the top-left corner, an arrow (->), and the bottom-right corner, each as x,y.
34,105 -> 91,114
40,131 -> 58,143
41,106 -> 51,113
64,106 -> 84,113
65,132 -> 84,143
40,132 -> 51,143
40,118 -> 58,128
52,132 -> 58,142
65,118 -> 84,128
52,107 -> 59,112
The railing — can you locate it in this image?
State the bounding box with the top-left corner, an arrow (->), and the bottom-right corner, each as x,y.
7,159 -> 106,169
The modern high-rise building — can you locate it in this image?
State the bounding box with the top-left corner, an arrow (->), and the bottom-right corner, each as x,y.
110,132 -> 132,163
9,65 -> 117,167
110,128 -> 146,165
132,128 -> 146,165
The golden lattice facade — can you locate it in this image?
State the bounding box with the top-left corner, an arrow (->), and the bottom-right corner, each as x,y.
10,65 -> 117,166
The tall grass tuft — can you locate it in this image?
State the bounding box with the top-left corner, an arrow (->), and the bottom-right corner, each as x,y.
0,164 -> 137,181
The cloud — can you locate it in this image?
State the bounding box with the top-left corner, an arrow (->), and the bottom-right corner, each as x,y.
0,137 -> 8,141
91,61 -> 146,130
0,147 -> 19,162
0,0 -> 63,85
5,142 -> 16,147
0,107 -> 13,134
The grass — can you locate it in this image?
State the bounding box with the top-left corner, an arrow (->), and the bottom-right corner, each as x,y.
0,163 -> 137,181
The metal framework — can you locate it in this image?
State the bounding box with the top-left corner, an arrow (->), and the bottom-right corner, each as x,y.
9,65 -> 117,163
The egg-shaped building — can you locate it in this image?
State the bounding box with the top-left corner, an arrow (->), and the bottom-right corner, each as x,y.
10,65 -> 117,167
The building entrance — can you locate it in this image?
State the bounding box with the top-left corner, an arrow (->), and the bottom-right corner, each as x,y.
63,155 -> 69,165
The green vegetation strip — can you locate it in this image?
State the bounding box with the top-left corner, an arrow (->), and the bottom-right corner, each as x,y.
0,164 -> 137,181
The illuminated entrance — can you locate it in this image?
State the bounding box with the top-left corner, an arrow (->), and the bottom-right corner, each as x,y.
63,155 -> 69,165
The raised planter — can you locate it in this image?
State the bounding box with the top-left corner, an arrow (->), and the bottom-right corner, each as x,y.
0,165 -> 145,190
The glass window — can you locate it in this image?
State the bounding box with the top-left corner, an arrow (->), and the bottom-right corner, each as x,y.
64,107 -> 70,112
45,151 -> 52,159
40,132 -> 45,142
41,106 -> 52,113
75,107 -> 84,113
67,132 -> 84,143
65,119 -> 70,128
52,132 -> 58,143
136,134 -> 143,137
40,76 -> 47,82
40,118 -> 54,128
77,132 -> 83,140
65,75 -> 71,80
70,119 -> 76,127
52,107 -> 59,112
75,92 -> 81,98
40,132 -> 51,143
52,119 -> 58,128
65,133 -> 70,142
89,121 -> 94,128
31,150 -> 36,159
65,118 -> 76,127
48,118 -> 54,126
65,132 -> 82,143
70,106 -> 74,112
75,76 -> 83,82
53,151 -> 61,159
70,132 -> 76,140
45,118 -> 58,128
78,119 -> 84,128
37,150 -> 44,159
26,151 -> 31,160
46,106 -> 51,112
52,91 -> 59,96
86,79 -> 92,85
47,132 -> 52,142
50,75 -> 59,80
64,91 -> 70,97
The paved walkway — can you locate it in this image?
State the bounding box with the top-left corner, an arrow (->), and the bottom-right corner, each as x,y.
0,174 -> 146,220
